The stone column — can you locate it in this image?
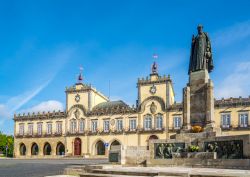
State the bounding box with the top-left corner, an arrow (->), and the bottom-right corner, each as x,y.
205,79 -> 215,128
182,86 -> 191,130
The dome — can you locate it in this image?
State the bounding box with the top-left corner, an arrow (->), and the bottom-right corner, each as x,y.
92,100 -> 129,110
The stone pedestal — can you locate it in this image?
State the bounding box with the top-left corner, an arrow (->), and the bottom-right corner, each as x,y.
183,70 -> 215,129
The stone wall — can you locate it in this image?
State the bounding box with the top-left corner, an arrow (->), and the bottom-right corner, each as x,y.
121,146 -> 149,166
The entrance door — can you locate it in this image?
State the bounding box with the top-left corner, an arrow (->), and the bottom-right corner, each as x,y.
74,138 -> 81,155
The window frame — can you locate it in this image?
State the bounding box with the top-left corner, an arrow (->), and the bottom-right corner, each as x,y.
116,118 -> 123,131
173,116 -> 181,129
56,121 -> 62,134
155,114 -> 163,129
91,119 -> 98,132
103,119 -> 110,132
46,122 -> 52,135
37,122 -> 43,136
221,113 -> 231,128
129,118 -> 137,131
19,123 -> 24,135
28,123 -> 33,135
70,119 -> 77,133
239,112 -> 248,127
79,119 -> 85,133
144,114 -> 152,130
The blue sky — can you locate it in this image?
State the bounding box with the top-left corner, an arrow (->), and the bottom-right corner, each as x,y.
0,0 -> 250,134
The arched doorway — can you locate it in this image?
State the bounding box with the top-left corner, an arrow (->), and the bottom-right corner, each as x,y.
74,138 -> 81,155
31,143 -> 39,155
110,140 -> 121,151
96,140 -> 105,155
20,143 -> 26,156
56,142 -> 65,155
147,135 -> 158,150
43,143 -> 52,155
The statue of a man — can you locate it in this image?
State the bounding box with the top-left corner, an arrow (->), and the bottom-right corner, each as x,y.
189,25 -> 214,74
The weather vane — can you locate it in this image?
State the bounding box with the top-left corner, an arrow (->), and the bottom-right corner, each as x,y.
151,53 -> 158,74
77,65 -> 83,83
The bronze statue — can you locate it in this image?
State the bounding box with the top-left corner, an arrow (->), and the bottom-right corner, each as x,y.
189,25 -> 213,74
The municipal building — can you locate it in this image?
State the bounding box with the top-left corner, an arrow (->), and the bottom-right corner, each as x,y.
13,43 -> 250,158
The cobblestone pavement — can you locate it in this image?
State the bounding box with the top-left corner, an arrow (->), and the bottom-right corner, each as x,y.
0,159 -> 108,177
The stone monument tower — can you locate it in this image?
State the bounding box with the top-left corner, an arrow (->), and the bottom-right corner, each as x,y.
183,25 -> 215,130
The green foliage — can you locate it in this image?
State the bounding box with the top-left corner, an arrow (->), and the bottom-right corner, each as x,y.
188,145 -> 199,152
0,132 -> 14,157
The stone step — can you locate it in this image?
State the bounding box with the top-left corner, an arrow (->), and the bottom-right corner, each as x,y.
80,173 -> 180,177
80,173 -> 151,177
92,169 -> 159,176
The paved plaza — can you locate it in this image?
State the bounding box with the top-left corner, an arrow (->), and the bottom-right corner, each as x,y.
0,159 -> 108,177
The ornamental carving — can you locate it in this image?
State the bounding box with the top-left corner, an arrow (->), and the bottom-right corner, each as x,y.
139,96 -> 165,113
74,109 -> 80,119
150,102 -> 157,114
204,140 -> 243,159
155,143 -> 185,159
110,119 -> 115,126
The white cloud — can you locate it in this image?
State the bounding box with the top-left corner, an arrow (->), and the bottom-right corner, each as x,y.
18,100 -> 64,114
213,20 -> 250,48
0,80 -> 53,120
215,61 -> 250,99
0,46 -> 75,124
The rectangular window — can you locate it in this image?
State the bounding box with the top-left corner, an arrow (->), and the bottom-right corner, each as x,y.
174,117 -> 181,129
103,120 -> 110,132
79,119 -> 85,133
47,123 -> 52,135
91,120 -> 98,132
56,122 -> 62,134
129,119 -> 137,131
116,119 -> 123,131
37,123 -> 43,136
70,120 -> 77,133
156,114 -> 163,129
144,115 -> 152,130
239,113 -> 248,127
28,124 -> 33,135
221,113 -> 231,128
19,123 -> 24,135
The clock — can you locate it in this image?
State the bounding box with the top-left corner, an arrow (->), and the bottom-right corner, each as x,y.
75,94 -> 80,102
150,85 -> 156,94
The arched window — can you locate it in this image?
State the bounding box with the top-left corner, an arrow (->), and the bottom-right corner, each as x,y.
20,143 -> 26,156
96,140 -> 105,155
79,119 -> 85,133
70,119 -> 77,133
156,114 -> 163,129
144,114 -> 152,130
56,142 -> 65,155
31,143 -> 39,155
43,143 -> 52,155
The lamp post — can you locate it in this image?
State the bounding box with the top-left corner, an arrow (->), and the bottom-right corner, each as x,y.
5,145 -> 8,157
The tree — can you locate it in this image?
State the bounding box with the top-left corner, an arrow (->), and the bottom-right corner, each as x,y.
0,132 -> 14,157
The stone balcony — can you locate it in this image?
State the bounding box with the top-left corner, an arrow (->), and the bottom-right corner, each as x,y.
15,132 -> 64,138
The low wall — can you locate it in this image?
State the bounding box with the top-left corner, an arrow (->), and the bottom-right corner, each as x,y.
121,146 -> 149,166
147,158 -> 250,169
